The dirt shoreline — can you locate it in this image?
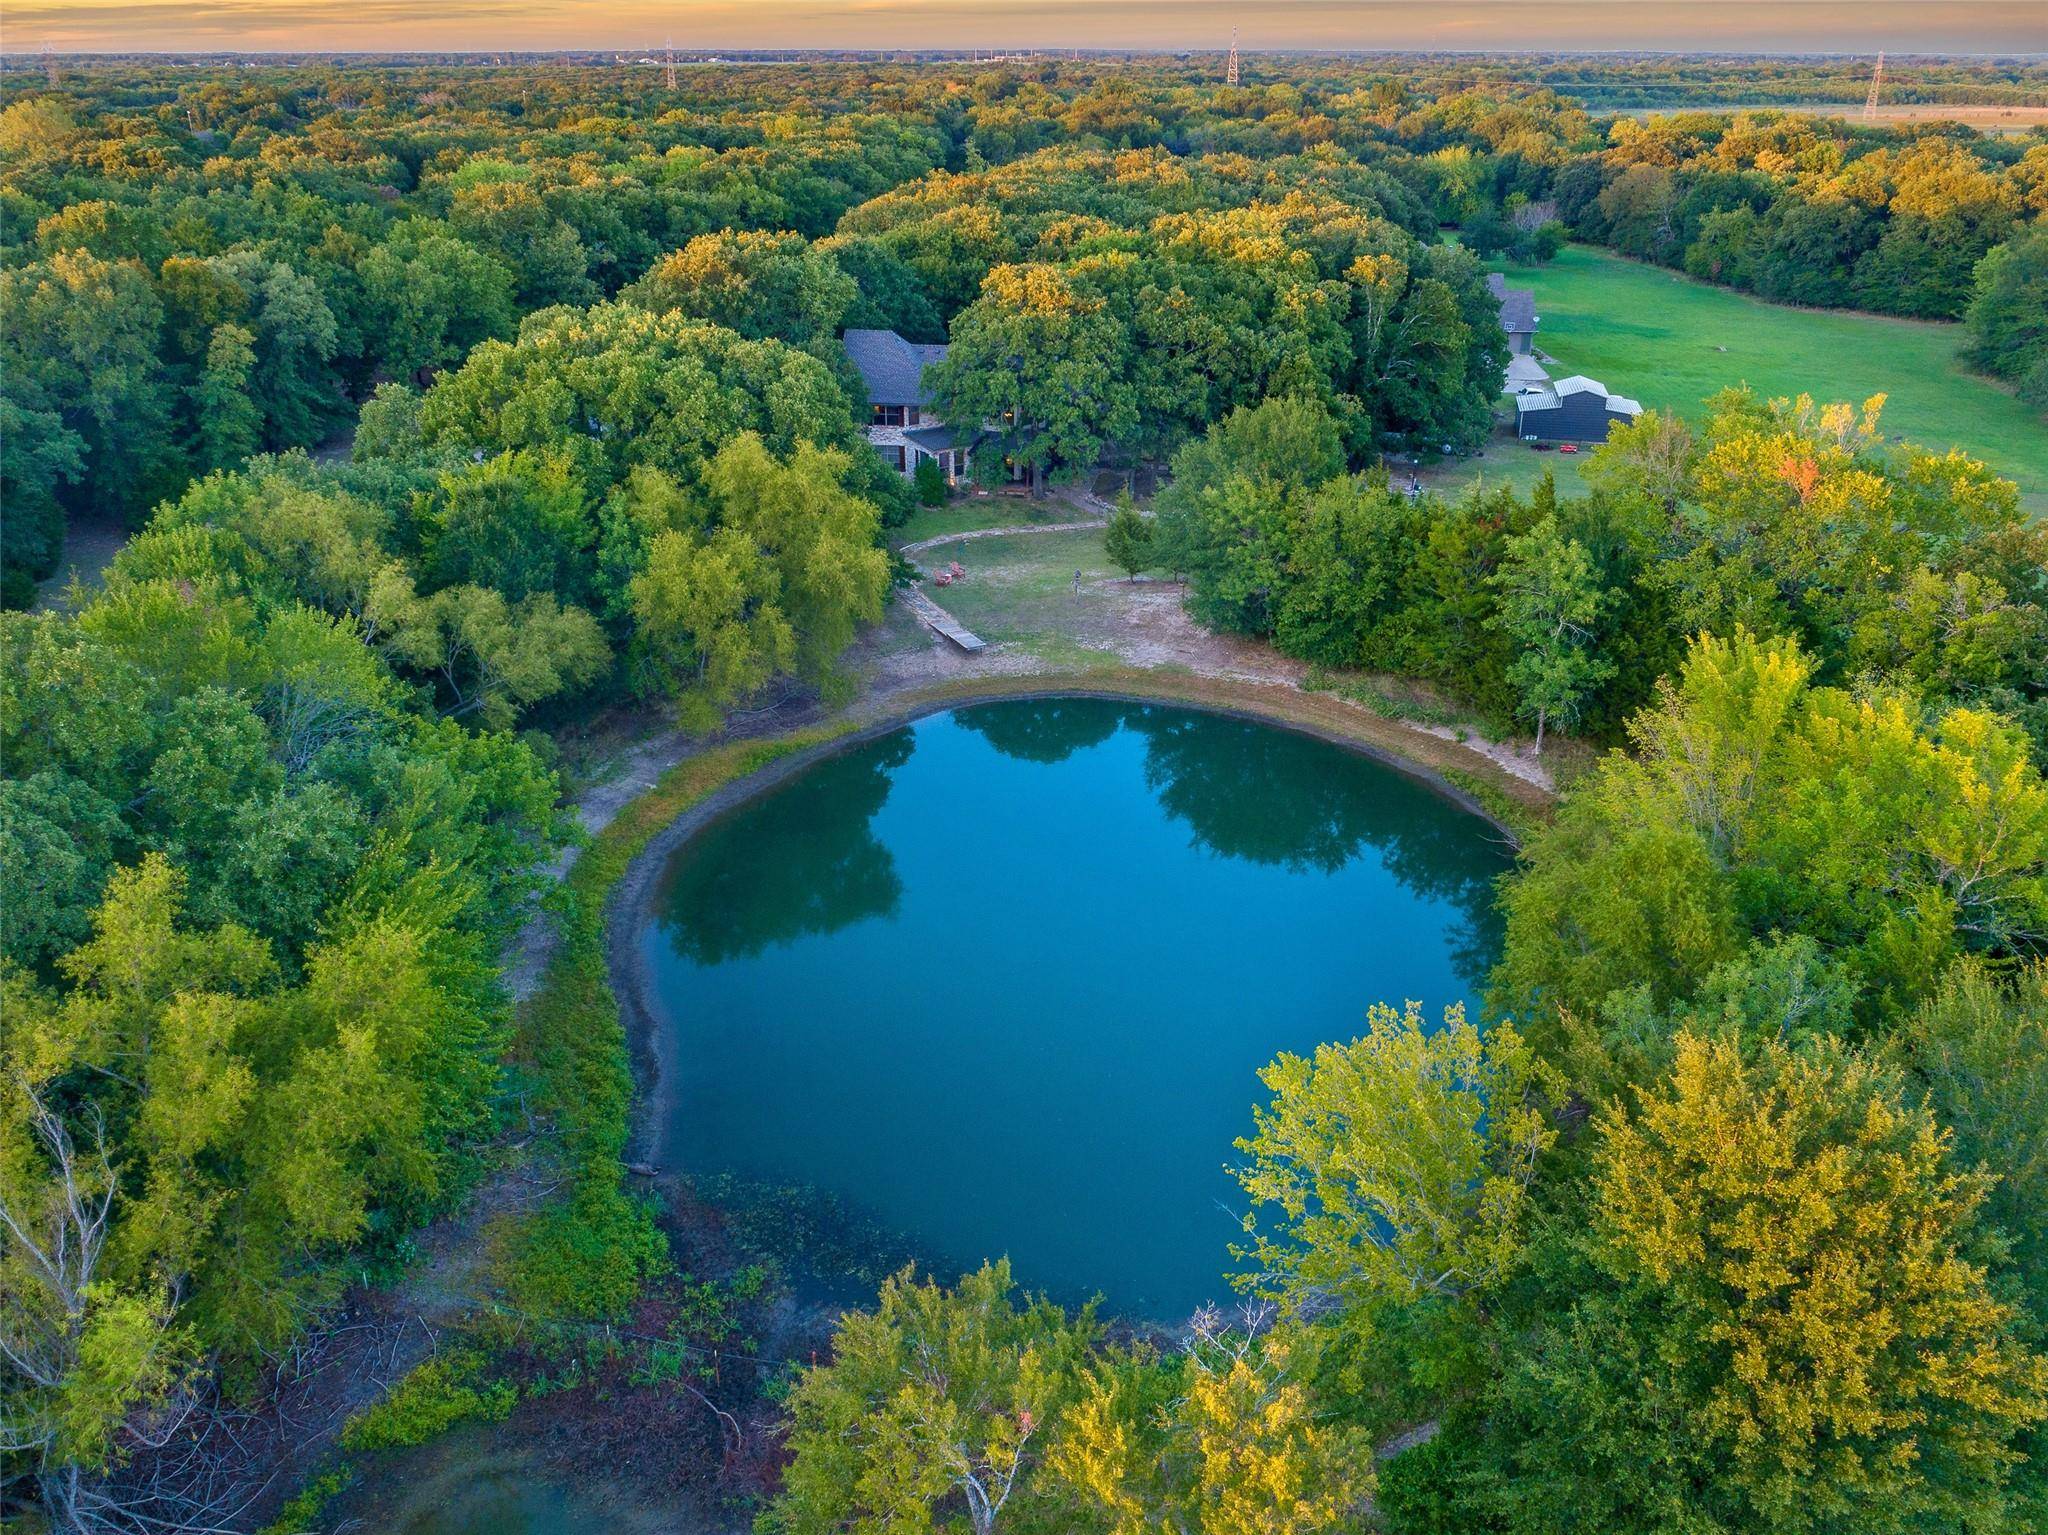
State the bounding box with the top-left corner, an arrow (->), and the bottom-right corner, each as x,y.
605,670 -> 1536,1174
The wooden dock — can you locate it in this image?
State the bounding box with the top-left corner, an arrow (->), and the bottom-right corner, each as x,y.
901,585 -> 986,652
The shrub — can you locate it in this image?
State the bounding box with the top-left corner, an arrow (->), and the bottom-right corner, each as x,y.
912,454 -> 948,507
339,1350 -> 516,1452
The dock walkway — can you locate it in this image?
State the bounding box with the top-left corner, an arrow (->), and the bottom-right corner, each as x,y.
900,584 -> 986,652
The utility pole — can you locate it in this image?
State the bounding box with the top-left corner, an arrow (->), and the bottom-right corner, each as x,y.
1863,51 -> 1885,122
1226,28 -> 1240,88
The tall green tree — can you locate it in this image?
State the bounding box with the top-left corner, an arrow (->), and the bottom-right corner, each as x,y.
0,250 -> 175,520
1487,516 -> 1614,755
626,434 -> 887,726
1232,1001 -> 1555,1383
193,323 -> 262,474
1102,493 -> 1154,581
1964,226 -> 2048,409
929,263 -> 1139,487
623,229 -> 856,345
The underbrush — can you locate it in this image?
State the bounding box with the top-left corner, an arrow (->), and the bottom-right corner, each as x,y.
1301,666 -> 1469,730
496,728 -> 850,1321
340,1349 -> 516,1452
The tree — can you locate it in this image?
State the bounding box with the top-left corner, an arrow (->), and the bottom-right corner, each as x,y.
418,450 -> 593,604
625,434 -> 887,726
418,303 -> 868,504
928,263 -> 1139,487
447,178 -> 596,310
193,324 -> 262,474
374,579 -> 610,729
0,251 -> 176,520
1486,516 -> 1614,754
1233,1003 -> 1554,1324
0,1069 -> 197,1530
204,252 -> 340,451
623,229 -> 856,345
0,398 -> 84,607
0,772 -> 123,972
1486,1034 -> 2048,1535
1495,628 -> 2048,1032
1151,397 -> 1347,637
1894,962 -> 2048,1324
1103,494 -> 1154,582
1048,1331 -> 1375,1535
1963,226 -> 2048,409
765,1261 -> 1098,1535
358,219 -> 517,382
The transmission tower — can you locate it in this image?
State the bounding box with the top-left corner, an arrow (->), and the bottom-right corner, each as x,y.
1226,27 -> 1239,88
1863,51 -> 1885,121
665,39 -> 677,91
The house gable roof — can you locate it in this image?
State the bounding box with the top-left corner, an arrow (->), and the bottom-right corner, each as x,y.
1486,272 -> 1538,334
842,328 -> 947,407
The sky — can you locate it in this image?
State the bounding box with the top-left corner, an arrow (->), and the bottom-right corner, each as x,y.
6,1 -> 2043,57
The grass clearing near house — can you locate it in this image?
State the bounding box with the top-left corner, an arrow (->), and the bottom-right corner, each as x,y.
1487,244 -> 2048,513
1408,434 -> 1592,502
909,528 -> 1118,643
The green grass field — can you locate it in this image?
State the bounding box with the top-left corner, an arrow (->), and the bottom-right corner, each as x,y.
1491,244 -> 2048,513
909,529 -> 1117,645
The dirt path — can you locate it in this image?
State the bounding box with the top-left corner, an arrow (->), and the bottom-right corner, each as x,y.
898,517 -> 1107,557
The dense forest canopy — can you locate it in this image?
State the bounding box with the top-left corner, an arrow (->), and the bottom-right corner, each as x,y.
5,52 -> 2045,600
2,48 -> 2046,1535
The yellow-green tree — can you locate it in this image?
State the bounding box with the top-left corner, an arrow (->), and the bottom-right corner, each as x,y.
628,433 -> 887,727
1233,1002 -> 1554,1320
1488,1033 -> 2048,1534
765,1261 -> 1098,1535
1048,1332 -> 1374,1535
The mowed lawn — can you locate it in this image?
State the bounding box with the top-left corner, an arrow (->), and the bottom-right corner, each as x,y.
1493,244 -> 2048,513
905,528 -> 1117,646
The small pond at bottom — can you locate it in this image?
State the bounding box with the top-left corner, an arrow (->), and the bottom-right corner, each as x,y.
638,698 -> 1513,1320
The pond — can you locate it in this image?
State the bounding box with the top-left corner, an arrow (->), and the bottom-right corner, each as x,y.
635,698 -> 1513,1320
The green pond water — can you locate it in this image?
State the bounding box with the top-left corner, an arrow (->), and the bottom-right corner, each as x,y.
638,698 -> 1513,1320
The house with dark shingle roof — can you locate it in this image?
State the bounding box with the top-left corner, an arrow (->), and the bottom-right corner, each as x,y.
1486,273 -> 1539,357
841,328 -> 975,485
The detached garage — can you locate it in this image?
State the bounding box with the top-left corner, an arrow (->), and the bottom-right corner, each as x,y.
1515,375 -> 1643,444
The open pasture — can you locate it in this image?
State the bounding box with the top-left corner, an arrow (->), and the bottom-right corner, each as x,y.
1489,244 -> 2048,512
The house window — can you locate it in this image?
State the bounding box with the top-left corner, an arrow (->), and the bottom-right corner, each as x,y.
890,444 -> 906,471
872,404 -> 905,427
906,407 -> 921,427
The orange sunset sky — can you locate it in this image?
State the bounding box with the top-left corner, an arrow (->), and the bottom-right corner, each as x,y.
5,2 -> 2043,57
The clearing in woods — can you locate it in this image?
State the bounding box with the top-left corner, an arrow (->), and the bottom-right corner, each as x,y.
1436,244 -> 2047,513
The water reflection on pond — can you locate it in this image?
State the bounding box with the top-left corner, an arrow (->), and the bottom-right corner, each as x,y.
639,698 -> 1512,1320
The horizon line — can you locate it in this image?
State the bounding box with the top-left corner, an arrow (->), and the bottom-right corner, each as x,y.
10,45 -> 2048,61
